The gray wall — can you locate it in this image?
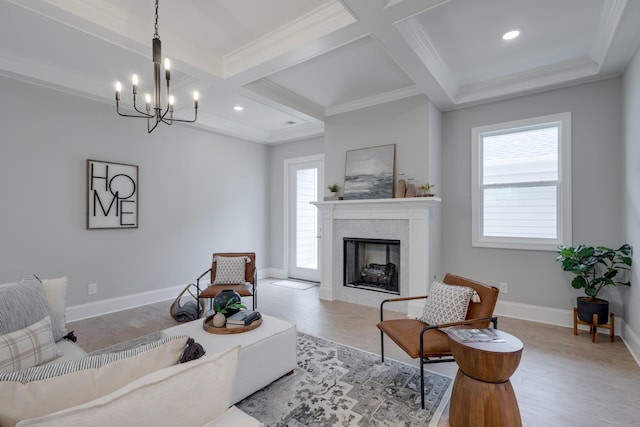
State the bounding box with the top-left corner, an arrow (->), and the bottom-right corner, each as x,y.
268,137 -> 324,272
441,78 -> 624,312
0,76 -> 269,306
324,95 -> 437,195
623,46 -> 640,348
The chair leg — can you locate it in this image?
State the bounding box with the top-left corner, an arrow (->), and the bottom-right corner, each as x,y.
420,355 -> 425,409
380,331 -> 385,362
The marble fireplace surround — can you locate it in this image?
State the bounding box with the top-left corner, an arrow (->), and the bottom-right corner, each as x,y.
312,198 -> 441,317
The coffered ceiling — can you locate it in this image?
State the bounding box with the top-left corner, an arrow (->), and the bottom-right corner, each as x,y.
2,0 -> 639,143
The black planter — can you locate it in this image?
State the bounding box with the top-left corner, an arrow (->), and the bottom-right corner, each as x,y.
213,289 -> 242,317
576,297 -> 609,324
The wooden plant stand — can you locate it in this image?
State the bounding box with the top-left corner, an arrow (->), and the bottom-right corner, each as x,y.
573,307 -> 615,343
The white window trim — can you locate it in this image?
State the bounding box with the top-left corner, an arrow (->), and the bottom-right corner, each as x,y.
471,112 -> 572,251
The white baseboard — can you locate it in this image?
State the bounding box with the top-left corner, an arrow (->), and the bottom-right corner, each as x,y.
495,300 -> 626,335
66,269 -> 286,323
66,284 -> 187,323
259,268 -> 286,280
623,323 -> 640,367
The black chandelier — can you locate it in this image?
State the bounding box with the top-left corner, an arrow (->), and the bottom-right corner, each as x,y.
115,0 -> 198,133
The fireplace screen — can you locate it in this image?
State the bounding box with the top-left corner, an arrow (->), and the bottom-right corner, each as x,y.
343,237 -> 400,294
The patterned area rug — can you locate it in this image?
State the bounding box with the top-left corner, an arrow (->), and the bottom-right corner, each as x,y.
237,332 -> 452,426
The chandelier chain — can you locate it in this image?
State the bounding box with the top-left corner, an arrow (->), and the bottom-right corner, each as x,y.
153,0 -> 159,39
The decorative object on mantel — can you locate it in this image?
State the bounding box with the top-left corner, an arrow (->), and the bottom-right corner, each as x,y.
418,183 -> 436,197
556,244 -> 631,339
325,184 -> 340,201
405,178 -> 416,197
114,0 -> 198,133
343,144 -> 395,200
396,174 -> 406,198
87,160 -> 138,229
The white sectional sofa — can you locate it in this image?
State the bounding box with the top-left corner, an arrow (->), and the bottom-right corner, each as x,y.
0,277 -> 280,426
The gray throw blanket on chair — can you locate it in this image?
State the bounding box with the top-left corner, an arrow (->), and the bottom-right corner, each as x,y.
172,300 -> 199,322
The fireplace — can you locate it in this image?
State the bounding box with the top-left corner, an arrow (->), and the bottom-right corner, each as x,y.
343,237 -> 400,294
312,197 -> 440,315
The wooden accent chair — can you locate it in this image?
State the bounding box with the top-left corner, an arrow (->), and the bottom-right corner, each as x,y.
196,252 -> 257,312
377,273 -> 499,409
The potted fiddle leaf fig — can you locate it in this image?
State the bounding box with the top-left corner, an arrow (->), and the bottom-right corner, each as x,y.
556,244 -> 632,324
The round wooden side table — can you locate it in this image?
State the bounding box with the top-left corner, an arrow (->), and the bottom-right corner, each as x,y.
448,329 -> 524,427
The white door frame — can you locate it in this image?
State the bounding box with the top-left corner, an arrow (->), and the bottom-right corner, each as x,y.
283,154 -> 324,281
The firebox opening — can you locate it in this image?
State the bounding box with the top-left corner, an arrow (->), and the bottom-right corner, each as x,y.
343,237 -> 400,294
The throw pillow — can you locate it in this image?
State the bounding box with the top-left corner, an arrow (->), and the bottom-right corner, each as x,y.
0,335 -> 189,427
15,346 -> 240,427
213,256 -> 250,285
40,277 -> 69,341
419,281 -> 475,326
0,278 -> 65,342
0,316 -> 61,373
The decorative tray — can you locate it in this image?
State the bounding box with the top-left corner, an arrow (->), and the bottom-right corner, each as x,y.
202,316 -> 262,334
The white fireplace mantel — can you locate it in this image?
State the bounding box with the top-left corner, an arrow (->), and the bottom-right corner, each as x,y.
312,197 -> 441,317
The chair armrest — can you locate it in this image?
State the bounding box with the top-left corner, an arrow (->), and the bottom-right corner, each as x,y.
380,295 -> 428,322
417,317 -> 497,357
196,269 -> 211,289
422,316 -> 498,332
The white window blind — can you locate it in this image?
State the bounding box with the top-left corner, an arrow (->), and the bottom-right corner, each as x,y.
472,113 -> 571,251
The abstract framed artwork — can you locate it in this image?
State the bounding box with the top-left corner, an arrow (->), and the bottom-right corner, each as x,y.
86,159 -> 138,229
343,144 -> 395,200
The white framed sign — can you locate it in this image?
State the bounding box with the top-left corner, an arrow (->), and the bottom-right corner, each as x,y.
87,159 -> 138,229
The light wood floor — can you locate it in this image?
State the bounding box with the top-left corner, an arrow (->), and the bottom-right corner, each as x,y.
68,278 -> 640,427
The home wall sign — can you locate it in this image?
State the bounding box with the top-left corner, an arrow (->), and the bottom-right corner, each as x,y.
87,159 -> 138,229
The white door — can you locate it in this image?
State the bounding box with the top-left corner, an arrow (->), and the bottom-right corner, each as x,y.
286,156 -> 323,282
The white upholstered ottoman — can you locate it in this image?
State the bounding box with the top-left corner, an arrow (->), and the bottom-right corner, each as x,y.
162,314 -> 297,403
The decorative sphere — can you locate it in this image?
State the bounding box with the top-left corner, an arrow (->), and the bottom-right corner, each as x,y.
213,289 -> 242,316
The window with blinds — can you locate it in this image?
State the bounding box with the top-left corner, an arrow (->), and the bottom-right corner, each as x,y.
472,113 -> 572,251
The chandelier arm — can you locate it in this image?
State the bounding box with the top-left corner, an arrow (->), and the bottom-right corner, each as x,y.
116,102 -> 154,119
147,117 -> 161,133
131,95 -> 154,118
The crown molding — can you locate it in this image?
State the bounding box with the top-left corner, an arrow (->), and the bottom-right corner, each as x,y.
590,0 -> 628,67
268,123 -> 325,144
325,85 -> 423,116
394,17 -> 457,101
452,56 -> 600,107
223,1 -> 355,78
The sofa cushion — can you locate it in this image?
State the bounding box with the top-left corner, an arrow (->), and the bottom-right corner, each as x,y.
15,346 -> 240,427
40,277 -> 68,341
0,335 -> 189,427
0,278 -> 64,342
0,316 -> 61,373
419,281 -> 475,326
213,256 -> 250,284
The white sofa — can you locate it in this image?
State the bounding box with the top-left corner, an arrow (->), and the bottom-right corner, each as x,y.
0,277 -> 263,426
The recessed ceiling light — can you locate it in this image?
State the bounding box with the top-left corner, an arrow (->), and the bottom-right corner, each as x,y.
502,30 -> 520,41
233,105 -> 244,112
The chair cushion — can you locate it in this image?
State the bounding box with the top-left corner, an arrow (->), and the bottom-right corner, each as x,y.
376,319 -> 451,358
199,284 -> 254,299
213,256 -> 250,285
419,281 -> 475,326
0,316 -> 61,373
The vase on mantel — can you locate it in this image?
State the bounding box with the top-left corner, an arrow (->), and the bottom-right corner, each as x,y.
396,179 -> 406,198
